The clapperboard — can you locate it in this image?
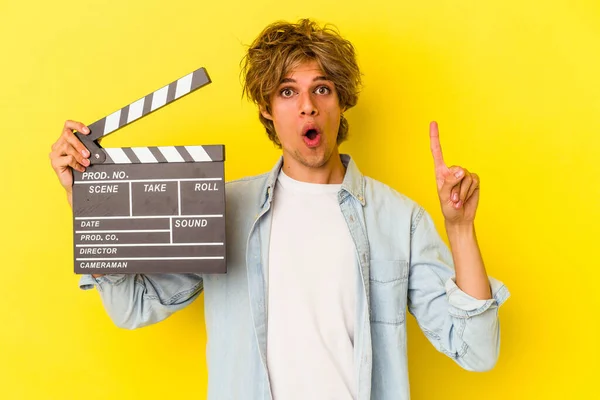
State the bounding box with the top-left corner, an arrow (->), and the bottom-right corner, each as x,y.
72,67 -> 226,274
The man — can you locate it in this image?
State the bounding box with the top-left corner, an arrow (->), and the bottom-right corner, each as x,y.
49,19 -> 509,400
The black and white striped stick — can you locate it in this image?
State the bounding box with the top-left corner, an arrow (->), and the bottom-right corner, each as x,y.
76,67 -> 211,164
102,144 -> 224,164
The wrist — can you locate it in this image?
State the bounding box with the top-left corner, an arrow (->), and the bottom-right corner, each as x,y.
445,221 -> 476,246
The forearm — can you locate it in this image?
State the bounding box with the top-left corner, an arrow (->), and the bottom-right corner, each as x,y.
409,209 -> 510,371
445,222 -> 491,300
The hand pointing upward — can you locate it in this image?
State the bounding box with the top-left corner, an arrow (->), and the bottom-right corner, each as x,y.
429,121 -> 480,225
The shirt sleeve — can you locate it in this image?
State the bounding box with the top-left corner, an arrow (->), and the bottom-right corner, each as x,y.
77,273 -> 203,329
407,208 -> 510,372
445,276 -> 510,318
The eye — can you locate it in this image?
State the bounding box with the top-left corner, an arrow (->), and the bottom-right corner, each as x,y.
280,88 -> 295,98
315,86 -> 331,95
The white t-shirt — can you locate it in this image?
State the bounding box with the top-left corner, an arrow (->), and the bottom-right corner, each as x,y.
266,170 -> 357,399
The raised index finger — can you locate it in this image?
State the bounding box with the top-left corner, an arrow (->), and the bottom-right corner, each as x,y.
429,121 -> 446,168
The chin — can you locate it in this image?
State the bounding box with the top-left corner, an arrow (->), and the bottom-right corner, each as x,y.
296,150 -> 332,169
301,158 -> 328,169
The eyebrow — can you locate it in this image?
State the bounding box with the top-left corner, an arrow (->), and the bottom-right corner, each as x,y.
279,76 -> 330,84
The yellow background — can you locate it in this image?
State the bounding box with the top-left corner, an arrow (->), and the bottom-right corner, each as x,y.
1,0 -> 598,399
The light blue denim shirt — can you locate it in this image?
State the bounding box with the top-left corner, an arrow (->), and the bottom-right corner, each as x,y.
79,155 -> 509,400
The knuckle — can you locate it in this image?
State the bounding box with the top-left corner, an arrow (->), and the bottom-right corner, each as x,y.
51,158 -> 63,170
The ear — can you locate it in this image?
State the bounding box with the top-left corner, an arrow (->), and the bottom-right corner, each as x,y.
260,106 -> 273,121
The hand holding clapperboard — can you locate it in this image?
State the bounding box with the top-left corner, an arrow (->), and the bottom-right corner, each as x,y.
66,67 -> 227,274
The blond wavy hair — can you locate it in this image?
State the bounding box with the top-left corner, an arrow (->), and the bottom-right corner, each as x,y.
241,19 -> 362,147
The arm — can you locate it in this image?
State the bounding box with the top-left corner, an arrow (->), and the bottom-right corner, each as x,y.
446,222 -> 490,300
408,121 -> 510,370
408,209 -> 509,372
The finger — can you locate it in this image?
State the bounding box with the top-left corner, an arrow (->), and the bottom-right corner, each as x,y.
62,127 -> 91,158
65,143 -> 90,167
52,154 -> 86,173
451,184 -> 460,203
50,141 -> 90,169
64,120 -> 90,135
429,121 -> 446,169
466,173 -> 480,200
52,140 -> 69,156
440,165 -> 464,199
51,139 -> 82,161
458,169 -> 473,203
51,133 -> 69,153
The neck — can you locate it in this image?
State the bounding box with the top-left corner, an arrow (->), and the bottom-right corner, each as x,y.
281,150 -> 346,184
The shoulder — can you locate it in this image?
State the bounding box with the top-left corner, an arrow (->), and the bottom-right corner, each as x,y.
363,176 -> 427,230
226,172 -> 269,190
224,172 -> 270,206
363,176 -> 420,210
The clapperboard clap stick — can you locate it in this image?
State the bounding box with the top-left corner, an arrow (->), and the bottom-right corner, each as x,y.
72,67 -> 227,275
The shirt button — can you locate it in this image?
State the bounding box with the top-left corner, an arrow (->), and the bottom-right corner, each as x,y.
349,215 -> 355,223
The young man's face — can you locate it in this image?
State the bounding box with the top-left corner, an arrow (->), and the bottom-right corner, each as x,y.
261,60 -> 343,172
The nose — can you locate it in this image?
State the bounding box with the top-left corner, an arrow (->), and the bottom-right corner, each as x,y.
299,92 -> 318,116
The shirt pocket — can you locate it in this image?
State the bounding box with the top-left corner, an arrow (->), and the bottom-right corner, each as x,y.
369,260 -> 409,325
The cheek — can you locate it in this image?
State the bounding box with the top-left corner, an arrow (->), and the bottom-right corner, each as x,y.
270,112 -> 291,143
319,98 -> 341,121
271,105 -> 296,128
324,108 -> 341,128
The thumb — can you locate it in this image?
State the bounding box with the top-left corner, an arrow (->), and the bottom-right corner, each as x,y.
440,166 -> 464,199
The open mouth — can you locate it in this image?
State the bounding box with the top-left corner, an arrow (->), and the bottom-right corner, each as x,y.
302,126 -> 322,148
302,124 -> 322,148
305,128 -> 318,140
